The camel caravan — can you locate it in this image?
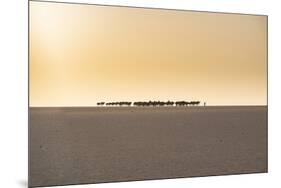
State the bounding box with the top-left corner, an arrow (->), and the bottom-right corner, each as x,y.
97,100 -> 201,107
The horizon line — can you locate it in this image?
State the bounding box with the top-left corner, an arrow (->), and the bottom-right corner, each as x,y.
29,104 -> 268,108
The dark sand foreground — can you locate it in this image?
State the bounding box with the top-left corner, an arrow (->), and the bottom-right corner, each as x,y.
29,106 -> 267,187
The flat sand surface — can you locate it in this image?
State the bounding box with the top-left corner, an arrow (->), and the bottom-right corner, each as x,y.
29,106 -> 267,187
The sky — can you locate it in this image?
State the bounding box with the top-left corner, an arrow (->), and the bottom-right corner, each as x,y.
29,1 -> 267,107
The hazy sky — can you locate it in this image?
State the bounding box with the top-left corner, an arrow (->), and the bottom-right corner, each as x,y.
30,1 -> 267,106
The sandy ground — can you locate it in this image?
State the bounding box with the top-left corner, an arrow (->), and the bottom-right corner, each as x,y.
29,106 -> 267,187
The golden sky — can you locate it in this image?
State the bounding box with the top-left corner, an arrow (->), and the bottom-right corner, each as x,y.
29,1 -> 267,106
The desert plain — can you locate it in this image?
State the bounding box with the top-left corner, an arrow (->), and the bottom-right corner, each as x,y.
29,106 -> 267,187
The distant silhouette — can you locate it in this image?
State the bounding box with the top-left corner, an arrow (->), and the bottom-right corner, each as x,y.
103,101 -> 132,106
175,101 -> 200,106
97,102 -> 105,106
98,100 -> 201,107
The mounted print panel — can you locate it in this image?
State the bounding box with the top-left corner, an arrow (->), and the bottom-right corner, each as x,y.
29,1 -> 268,187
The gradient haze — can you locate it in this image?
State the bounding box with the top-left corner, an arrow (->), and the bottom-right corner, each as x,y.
29,1 -> 267,106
